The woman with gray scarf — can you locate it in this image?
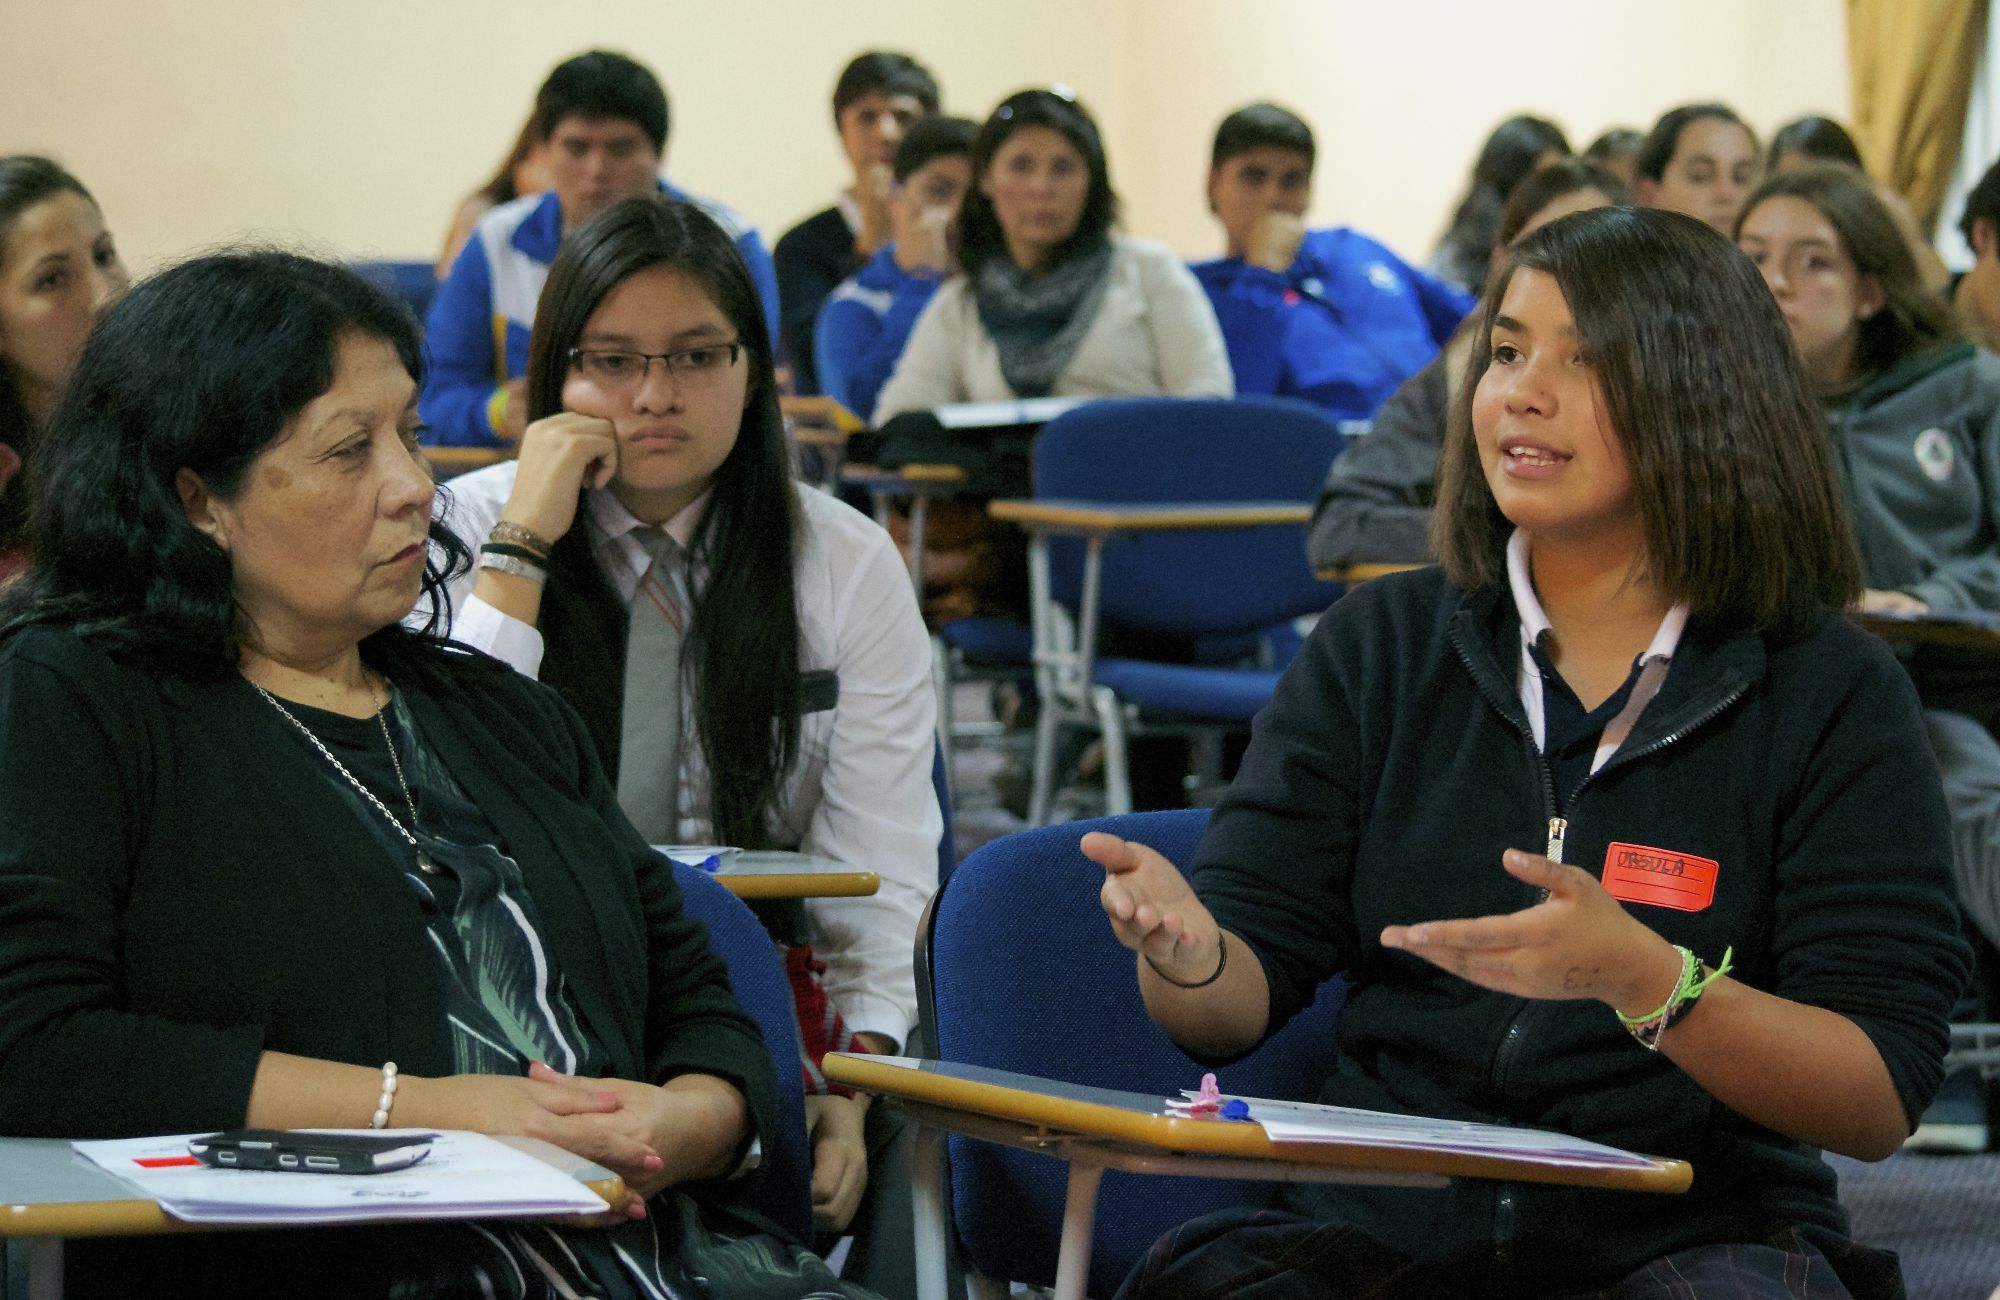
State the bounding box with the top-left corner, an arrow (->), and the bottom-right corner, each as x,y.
873,87 -> 1231,419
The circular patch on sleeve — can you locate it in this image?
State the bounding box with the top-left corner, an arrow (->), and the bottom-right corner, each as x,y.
1366,262 -> 1402,294
1914,427 -> 1956,482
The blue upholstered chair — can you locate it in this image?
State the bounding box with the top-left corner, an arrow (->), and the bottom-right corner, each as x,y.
1001,397 -> 1347,823
920,809 -> 1346,1296
350,260 -> 439,322
670,860 -> 813,1242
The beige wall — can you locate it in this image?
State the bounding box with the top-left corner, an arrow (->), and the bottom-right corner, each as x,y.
4,0 -> 1846,274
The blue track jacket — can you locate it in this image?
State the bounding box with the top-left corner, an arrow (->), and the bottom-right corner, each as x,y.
813,245 -> 943,424
421,181 -> 780,448
1192,227 -> 1473,426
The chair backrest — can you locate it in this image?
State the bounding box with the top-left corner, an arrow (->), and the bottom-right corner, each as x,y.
350,259 -> 439,322
1035,397 -> 1347,637
926,809 -> 1347,1295
671,861 -> 813,1242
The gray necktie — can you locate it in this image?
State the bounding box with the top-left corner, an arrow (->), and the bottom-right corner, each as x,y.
618,528 -> 688,843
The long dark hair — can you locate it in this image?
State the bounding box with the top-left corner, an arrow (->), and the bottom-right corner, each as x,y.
1769,115 -> 1865,171
526,195 -> 802,849
1737,163 -> 1959,377
1434,115 -> 1571,288
0,251 -> 472,674
1434,207 -> 1860,636
956,88 -> 1119,277
470,114 -> 545,208
0,156 -> 97,553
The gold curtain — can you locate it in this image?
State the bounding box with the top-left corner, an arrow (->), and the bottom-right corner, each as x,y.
1848,0 -> 1987,233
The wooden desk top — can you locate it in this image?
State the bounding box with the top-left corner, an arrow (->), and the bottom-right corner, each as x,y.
781,396 -> 865,446
424,446 -> 514,479
825,1054 -> 1690,1195
1853,609 -> 2000,653
841,463 -> 970,491
662,849 -> 882,900
715,867 -> 880,900
0,1136 -> 623,1240
987,499 -> 1311,536
1315,561 -> 1422,584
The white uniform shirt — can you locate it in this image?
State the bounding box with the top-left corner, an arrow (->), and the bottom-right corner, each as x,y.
437,464 -> 941,1045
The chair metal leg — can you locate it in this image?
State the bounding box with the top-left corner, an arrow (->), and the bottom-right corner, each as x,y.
912,1124 -> 952,1300
1051,1161 -> 1107,1300
1029,708 -> 1061,827
1093,687 -> 1131,816
26,1239 -> 60,1300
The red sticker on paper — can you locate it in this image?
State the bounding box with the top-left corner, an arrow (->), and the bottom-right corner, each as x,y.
1601,842 -> 1719,912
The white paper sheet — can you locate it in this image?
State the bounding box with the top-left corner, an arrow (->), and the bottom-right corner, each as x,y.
1179,1094 -> 1662,1171
73,1129 -> 608,1224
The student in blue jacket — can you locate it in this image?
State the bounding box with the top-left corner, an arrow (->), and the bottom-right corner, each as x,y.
1191,103 -> 1475,426
422,51 -> 779,449
1093,207 -> 1967,1299
814,115 -> 976,422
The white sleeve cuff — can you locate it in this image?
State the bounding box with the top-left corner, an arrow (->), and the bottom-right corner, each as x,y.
452,594 -> 546,678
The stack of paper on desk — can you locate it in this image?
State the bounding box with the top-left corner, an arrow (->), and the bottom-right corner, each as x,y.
1219,1096 -> 1661,1170
72,1130 -> 607,1224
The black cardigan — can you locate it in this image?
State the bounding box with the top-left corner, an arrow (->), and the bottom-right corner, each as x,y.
0,628 -> 778,1197
1194,567 -> 1970,1292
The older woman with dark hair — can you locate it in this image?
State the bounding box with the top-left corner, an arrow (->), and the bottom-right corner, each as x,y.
1094,208 -> 1966,1298
873,87 -> 1231,418
0,251 -> 879,1298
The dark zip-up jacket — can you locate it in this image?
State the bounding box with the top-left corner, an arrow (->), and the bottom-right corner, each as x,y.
1192,567 -> 1968,1292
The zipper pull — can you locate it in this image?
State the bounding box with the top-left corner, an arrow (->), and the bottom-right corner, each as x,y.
1545,816 -> 1567,865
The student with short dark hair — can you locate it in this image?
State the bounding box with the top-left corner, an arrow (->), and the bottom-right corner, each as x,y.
774,51 -> 940,393
1633,101 -> 1762,234
1308,160 -> 1627,571
1581,126 -> 1643,188
814,115 -> 978,421
875,88 -> 1230,416
1766,116 -> 1949,291
1190,102 -> 1472,427
1094,207 -> 1967,1299
1429,114 -> 1571,292
1957,156 -> 2000,349
421,50 -> 779,448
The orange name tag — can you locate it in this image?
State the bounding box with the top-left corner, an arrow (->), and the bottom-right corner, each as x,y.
1600,842 -> 1719,912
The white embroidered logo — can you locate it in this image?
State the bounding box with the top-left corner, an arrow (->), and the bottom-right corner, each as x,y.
1913,427 -> 1955,483
1366,263 -> 1401,294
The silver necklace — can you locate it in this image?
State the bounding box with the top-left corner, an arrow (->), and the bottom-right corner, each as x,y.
255,678 -> 441,875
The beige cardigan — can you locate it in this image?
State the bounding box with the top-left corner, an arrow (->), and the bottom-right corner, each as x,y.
873,236 -> 1234,421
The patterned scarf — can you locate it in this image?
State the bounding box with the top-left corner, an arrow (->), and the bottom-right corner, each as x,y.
973,234 -> 1116,398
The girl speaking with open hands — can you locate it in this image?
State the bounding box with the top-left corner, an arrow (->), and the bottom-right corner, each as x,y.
1090,207 -> 1967,1300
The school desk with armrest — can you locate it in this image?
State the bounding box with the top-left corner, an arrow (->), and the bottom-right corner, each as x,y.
988,498 -> 1330,825
835,809 -> 1691,1300
781,395 -> 865,493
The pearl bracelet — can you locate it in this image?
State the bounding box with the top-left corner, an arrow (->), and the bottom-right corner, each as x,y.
369,1061 -> 400,1129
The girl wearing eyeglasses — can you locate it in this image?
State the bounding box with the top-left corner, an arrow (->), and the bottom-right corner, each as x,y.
441,195 -> 939,1294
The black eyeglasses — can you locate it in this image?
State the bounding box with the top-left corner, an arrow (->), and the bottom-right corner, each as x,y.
566,341 -> 743,389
